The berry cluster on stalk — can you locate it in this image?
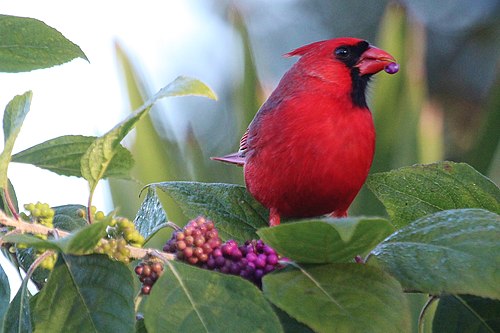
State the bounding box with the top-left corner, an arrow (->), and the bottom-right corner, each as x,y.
84,207 -> 145,264
20,202 -> 58,270
134,261 -> 164,295
162,216 -> 283,287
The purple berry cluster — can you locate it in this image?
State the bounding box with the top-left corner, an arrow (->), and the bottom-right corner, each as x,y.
202,239 -> 280,287
163,216 -> 221,265
134,261 -> 164,295
163,216 -> 282,287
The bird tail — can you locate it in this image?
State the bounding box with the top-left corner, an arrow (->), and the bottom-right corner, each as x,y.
210,152 -> 245,166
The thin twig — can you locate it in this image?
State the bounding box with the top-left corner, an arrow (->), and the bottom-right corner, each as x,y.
0,210 -> 175,261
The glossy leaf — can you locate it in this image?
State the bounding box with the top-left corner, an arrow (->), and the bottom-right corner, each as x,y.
134,186 -> 168,240
433,295 -> 500,333
263,263 -> 410,333
143,260 -> 282,333
367,161 -> 500,227
31,254 -> 135,333
2,276 -> 31,333
81,76 -> 216,197
368,209 -> 500,299
257,217 -> 394,263
154,181 -> 268,242
0,14 -> 88,72
0,264 -> 10,324
12,135 -> 134,178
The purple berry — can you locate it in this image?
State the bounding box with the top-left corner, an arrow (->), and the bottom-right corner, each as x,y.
246,252 -> 258,262
384,62 -> 399,74
267,254 -> 278,265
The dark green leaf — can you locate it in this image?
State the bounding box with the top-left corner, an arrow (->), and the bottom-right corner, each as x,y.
136,318 -> 147,333
144,260 -> 282,333
367,161 -> 500,227
12,135 -> 134,178
263,263 -> 411,333
0,264 -> 10,324
433,295 -> 500,333
368,209 -> 500,299
53,204 -> 88,231
0,15 -> 88,72
32,254 -> 135,333
0,92 -> 32,189
134,187 -> 167,240
2,277 -> 31,333
257,217 -> 394,263
154,181 -> 268,242
81,76 -> 216,195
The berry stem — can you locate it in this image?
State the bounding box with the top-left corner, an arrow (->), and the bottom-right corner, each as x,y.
4,188 -> 20,220
0,210 -> 175,261
87,197 -> 93,224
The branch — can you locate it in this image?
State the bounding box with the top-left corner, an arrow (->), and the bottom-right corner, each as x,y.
0,210 -> 175,261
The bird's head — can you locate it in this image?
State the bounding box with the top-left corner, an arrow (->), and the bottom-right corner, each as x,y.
285,37 -> 399,108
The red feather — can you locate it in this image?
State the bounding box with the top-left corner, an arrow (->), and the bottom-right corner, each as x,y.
213,37 -> 398,226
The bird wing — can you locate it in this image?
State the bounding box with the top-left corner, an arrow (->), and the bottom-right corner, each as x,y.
210,129 -> 249,166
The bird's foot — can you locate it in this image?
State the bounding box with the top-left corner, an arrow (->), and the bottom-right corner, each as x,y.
269,208 -> 281,227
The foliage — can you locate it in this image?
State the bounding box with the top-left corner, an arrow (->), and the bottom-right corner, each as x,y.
0,10 -> 499,333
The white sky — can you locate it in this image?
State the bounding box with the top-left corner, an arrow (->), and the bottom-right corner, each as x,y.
0,0 -> 233,298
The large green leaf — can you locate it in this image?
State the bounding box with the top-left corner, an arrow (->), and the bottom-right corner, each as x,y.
31,254 -> 134,333
0,265 -> 10,324
81,76 -> 216,198
2,276 -> 31,333
257,217 -> 394,263
367,161 -> 500,227
368,209 -> 500,299
433,295 -> 500,333
0,15 -> 88,72
0,92 -> 32,189
143,260 -> 283,333
263,263 -> 411,333
12,135 -> 134,178
154,181 -> 268,242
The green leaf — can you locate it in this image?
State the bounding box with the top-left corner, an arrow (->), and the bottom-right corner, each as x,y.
134,187 -> 168,240
53,204 -> 88,231
0,15 -> 88,72
367,161 -> 500,227
368,209 -> 500,299
0,91 -> 32,189
257,217 -> 394,263
154,181 -> 268,242
272,305 -> 314,333
263,263 -> 411,333
433,295 -> 500,333
31,254 -> 135,333
0,265 -> 10,324
12,135 -> 134,178
2,276 -> 31,333
143,260 -> 282,333
81,76 -> 216,197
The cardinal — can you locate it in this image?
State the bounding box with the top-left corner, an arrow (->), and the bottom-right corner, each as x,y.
212,37 -> 399,226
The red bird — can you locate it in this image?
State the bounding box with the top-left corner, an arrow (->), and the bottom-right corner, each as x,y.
213,38 -> 398,226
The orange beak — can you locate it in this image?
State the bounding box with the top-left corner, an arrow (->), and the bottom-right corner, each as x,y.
355,46 -> 397,75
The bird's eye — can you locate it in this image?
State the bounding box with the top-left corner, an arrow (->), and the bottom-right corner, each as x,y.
334,46 -> 350,58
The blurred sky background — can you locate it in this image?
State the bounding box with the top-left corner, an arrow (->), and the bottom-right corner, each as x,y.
1,0 -> 499,296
